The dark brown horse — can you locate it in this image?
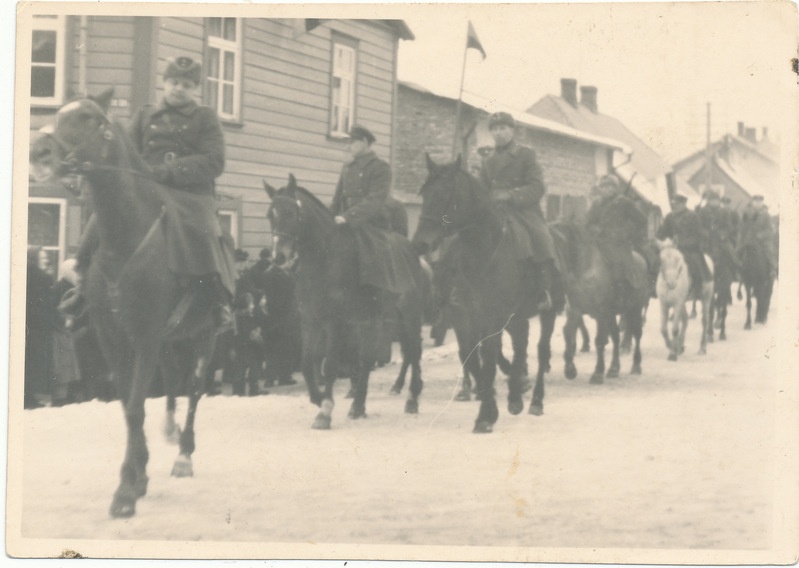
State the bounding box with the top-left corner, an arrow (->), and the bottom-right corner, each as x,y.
737,243 -> 774,329
264,176 -> 426,428
29,89 -> 218,517
549,220 -> 649,383
412,155 -> 564,433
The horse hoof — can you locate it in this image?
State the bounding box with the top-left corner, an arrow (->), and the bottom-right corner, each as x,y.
171,454 -> 193,478
404,399 -> 419,414
528,403 -> 543,416
606,368 -> 619,379
667,353 -> 677,362
580,345 -> 590,353
630,365 -> 642,375
565,364 -> 577,380
719,332 -> 726,341
347,407 -> 366,420
109,493 -> 137,518
312,414 -> 331,430
472,421 -> 493,434
699,348 -> 706,355
390,386 -> 402,396
508,398 -> 524,416
589,373 -> 604,385
134,475 -> 149,498
744,323 -> 752,330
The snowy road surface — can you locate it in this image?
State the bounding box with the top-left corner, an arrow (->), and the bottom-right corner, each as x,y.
11,290 -> 794,561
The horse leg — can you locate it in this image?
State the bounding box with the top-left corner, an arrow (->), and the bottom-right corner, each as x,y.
629,307 -> 643,375
312,323 -> 339,430
698,292 -> 710,355
590,318 -> 608,384
579,316 -> 591,353
707,295 -> 716,342
453,316 -> 476,401
506,314 -> 529,416
348,318 -> 381,420
530,310 -> 555,415
660,302 -> 672,352
674,304 -> 688,360
689,298 -> 697,319
398,306 -> 423,414
473,333 -> 500,433
562,309 -> 579,380
110,342 -> 158,518
606,316 -> 621,378
391,360 -> 408,395
719,303 -> 727,341
301,325 -> 323,406
744,286 -> 753,330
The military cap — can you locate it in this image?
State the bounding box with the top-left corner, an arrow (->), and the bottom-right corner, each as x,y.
597,173 -> 622,189
488,111 -> 515,129
348,125 -> 376,144
164,56 -> 202,85
671,194 -> 688,204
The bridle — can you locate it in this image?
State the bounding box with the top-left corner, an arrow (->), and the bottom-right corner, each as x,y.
268,194 -> 306,270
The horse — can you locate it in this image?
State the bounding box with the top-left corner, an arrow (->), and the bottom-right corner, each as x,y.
29,89 -> 218,518
549,220 -> 649,384
656,240 -> 714,360
737,243 -> 774,329
411,155 -> 564,433
708,248 -> 735,340
264,175 -> 426,428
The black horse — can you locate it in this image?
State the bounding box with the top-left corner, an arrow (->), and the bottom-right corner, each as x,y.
412,155 -> 564,433
264,176 -> 426,428
29,90 -> 219,517
738,243 -> 774,329
549,220 -> 648,383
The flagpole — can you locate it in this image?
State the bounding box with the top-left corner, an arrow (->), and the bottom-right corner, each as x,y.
451,30 -> 469,162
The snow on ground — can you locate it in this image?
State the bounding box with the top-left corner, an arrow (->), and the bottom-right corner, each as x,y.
13,290 -> 786,558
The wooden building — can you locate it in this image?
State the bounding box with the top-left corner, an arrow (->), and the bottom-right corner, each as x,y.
27,15 -> 413,268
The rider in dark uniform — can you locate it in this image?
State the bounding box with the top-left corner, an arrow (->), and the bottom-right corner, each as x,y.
60,56 -> 233,331
584,173 -> 648,295
737,194 -> 777,280
696,189 -> 738,303
479,111 -> 556,311
657,194 -> 712,298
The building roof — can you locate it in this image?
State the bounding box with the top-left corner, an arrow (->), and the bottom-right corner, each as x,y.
526,94 -> 672,183
398,81 -> 631,153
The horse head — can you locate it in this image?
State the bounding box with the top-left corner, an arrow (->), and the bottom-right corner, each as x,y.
657,240 -> 686,290
412,153 -> 486,256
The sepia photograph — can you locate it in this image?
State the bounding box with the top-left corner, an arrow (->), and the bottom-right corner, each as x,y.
5,0 -> 799,564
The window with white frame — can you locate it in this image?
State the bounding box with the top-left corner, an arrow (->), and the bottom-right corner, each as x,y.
205,17 -> 242,121
217,209 -> 238,249
330,40 -> 357,137
31,15 -> 66,105
29,198 -> 67,275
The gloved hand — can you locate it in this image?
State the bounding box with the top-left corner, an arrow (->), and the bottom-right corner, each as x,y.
492,189 -> 513,203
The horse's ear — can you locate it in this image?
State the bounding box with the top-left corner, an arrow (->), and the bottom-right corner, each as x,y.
89,88 -> 115,114
425,153 -> 436,173
263,179 -> 276,199
287,174 -> 298,191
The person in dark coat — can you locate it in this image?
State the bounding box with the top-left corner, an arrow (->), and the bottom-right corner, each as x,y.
657,194 -> 712,298
479,111 -> 557,311
25,246 -> 55,409
697,190 -> 739,304
331,125 -> 392,230
737,195 -> 777,280
231,292 -> 265,397
257,265 -> 301,387
585,174 -> 649,294
60,55 -> 234,333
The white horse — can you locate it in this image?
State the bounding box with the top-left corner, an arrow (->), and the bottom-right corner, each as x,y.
656,239 -> 714,361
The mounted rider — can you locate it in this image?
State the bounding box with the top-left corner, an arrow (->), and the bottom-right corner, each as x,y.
737,194 -> 777,280
696,189 -> 740,303
657,193 -> 712,298
330,125 -> 415,295
584,173 -> 649,295
479,111 -> 557,311
59,56 -> 235,332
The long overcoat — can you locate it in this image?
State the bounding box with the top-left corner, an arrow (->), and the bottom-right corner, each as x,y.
330,150 -> 392,228
479,141 -> 555,263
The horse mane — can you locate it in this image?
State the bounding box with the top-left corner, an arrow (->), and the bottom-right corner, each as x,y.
549,219 -> 591,275
111,119 -> 151,174
291,185 -> 333,218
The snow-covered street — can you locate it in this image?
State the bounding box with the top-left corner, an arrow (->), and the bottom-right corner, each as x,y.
11,290 -> 792,561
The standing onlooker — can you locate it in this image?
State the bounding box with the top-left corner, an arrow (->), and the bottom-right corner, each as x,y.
25,246 -> 55,409
258,265 -> 300,387
50,259 -> 83,406
232,292 -> 266,396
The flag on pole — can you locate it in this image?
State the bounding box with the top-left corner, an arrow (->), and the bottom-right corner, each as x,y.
466,21 -> 486,59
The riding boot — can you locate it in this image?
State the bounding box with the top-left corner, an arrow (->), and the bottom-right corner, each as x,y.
534,259 -> 554,312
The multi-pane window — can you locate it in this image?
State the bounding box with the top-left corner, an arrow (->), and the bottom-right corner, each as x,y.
31,15 -> 65,105
206,17 -> 241,121
330,41 -> 357,137
217,209 -> 238,249
28,198 -> 66,275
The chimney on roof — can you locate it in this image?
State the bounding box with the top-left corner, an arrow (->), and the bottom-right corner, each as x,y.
737,122 -> 745,137
580,86 -> 598,113
745,127 -> 757,143
560,78 -> 578,107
